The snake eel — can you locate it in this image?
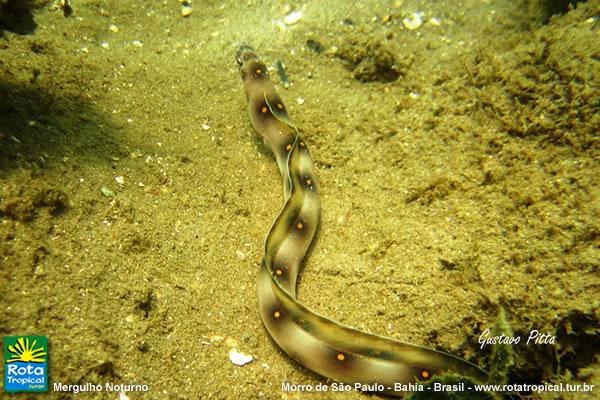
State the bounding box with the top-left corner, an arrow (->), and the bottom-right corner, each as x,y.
235,45 -> 488,396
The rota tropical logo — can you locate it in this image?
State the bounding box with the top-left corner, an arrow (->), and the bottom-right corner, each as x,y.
3,336 -> 48,392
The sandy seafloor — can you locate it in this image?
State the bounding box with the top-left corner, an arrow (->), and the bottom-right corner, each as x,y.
0,0 -> 599,399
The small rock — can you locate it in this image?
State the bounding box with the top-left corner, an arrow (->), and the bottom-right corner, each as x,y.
100,187 -> 115,197
180,1 -> 192,17
130,150 -> 144,159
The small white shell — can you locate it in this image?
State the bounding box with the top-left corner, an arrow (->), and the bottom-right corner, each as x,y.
229,349 -> 253,366
284,10 -> 303,25
181,2 -> 193,17
429,17 -> 441,26
403,12 -> 423,30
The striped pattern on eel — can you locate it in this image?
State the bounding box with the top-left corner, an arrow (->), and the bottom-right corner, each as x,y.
235,44 -> 488,397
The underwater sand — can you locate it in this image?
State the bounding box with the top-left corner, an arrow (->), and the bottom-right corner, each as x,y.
1,0 -> 598,399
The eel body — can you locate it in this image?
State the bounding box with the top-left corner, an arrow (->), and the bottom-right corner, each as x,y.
235,45 -> 487,396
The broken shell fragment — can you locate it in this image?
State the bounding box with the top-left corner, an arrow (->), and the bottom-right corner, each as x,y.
403,12 -> 423,30
229,349 -> 253,366
180,0 -> 192,17
284,10 -> 303,25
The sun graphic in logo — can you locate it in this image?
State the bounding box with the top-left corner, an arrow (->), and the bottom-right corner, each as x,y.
7,337 -> 47,363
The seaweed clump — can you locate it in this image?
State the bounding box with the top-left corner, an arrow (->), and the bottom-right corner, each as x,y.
488,307 -> 514,386
526,0 -> 589,25
464,2 -> 599,154
0,187 -> 68,221
335,37 -> 406,83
